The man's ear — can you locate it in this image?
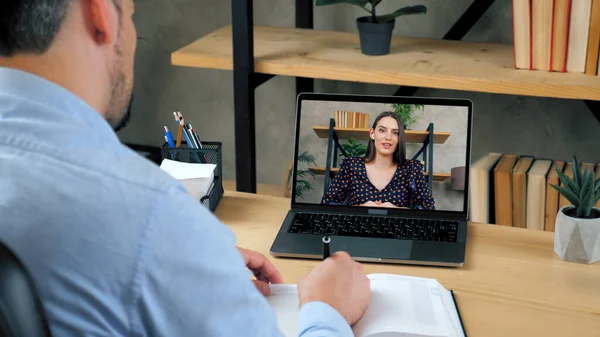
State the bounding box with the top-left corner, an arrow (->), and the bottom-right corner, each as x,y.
89,0 -> 117,45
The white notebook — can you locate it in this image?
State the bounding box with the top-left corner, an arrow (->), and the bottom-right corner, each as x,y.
266,274 -> 466,337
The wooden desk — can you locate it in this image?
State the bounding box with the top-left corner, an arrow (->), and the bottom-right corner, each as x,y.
215,191 -> 600,337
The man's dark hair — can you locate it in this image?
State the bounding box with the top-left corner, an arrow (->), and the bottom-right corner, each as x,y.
0,0 -> 121,57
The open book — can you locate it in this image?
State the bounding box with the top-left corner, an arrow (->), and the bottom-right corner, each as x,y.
266,273 -> 466,337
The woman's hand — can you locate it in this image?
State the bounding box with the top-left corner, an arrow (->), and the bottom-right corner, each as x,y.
379,202 -> 399,208
360,201 -> 381,207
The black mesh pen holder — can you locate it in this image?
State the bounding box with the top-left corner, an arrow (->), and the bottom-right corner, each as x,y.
161,141 -> 224,212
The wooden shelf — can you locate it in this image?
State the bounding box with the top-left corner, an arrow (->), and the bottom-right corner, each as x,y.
308,166 -> 450,181
312,126 -> 450,144
172,25 -> 600,101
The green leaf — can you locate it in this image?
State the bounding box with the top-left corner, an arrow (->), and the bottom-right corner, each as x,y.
572,157 -> 581,187
579,182 -> 596,217
298,151 -> 317,165
556,166 -> 580,195
377,5 -> 427,23
550,183 -> 581,207
593,192 -> 600,209
316,0 -> 369,7
579,168 -> 593,200
348,138 -> 357,146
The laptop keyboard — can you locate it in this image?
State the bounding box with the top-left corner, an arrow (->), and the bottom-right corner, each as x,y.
288,213 -> 459,242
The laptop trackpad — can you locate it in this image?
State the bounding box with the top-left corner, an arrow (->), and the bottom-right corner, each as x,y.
332,237 -> 412,261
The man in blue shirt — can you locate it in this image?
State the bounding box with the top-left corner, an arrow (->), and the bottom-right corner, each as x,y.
0,1 -> 371,336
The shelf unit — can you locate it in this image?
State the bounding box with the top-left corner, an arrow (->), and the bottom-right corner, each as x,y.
311,126 -> 451,144
311,118 -> 449,195
170,0 -> 600,193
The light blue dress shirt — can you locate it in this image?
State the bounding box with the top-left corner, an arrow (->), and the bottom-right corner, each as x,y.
0,67 -> 353,337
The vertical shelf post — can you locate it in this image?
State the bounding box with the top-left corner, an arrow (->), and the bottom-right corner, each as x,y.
427,123 -> 434,191
231,0 -> 256,193
324,118 -> 336,195
295,0 -> 314,96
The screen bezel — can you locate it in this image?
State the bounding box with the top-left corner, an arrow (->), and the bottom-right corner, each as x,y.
290,92 -> 473,220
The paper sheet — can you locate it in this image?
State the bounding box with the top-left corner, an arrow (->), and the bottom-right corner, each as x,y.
159,159 -> 215,180
265,274 -> 465,337
160,159 -> 216,199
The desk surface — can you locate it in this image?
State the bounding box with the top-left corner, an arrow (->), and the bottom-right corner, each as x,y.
215,191 -> 600,337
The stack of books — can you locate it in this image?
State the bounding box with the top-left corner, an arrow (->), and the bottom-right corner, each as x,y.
333,110 -> 370,128
512,0 -> 600,74
469,153 -> 600,231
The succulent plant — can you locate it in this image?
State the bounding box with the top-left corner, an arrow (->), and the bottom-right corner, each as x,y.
550,156 -> 600,219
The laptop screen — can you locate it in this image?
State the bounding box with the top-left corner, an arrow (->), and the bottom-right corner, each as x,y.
291,94 -> 472,215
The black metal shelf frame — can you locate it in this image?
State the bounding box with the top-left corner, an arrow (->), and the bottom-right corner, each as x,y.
230,0 -> 600,193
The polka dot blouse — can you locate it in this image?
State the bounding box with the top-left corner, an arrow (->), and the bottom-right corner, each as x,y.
321,157 -> 435,210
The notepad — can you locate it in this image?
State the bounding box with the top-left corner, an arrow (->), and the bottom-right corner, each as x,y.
266,273 -> 466,337
159,159 -> 216,199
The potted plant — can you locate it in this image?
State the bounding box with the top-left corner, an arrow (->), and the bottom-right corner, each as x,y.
391,103 -> 424,129
341,138 -> 368,158
550,156 -> 600,264
293,151 -> 317,199
315,0 -> 427,56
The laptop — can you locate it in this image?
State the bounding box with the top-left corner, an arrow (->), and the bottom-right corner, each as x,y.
269,93 -> 473,267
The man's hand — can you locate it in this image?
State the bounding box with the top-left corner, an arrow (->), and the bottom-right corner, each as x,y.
298,251 -> 371,326
238,247 -> 284,296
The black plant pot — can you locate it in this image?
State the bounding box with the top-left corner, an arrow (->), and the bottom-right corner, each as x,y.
356,16 -> 395,56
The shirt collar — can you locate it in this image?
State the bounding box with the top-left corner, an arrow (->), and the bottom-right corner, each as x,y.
0,66 -> 119,142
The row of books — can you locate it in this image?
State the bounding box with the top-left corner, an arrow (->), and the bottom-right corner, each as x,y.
512,0 -> 600,74
333,110 -> 370,128
470,153 -> 600,231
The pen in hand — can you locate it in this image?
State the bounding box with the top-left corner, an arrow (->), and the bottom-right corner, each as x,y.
322,236 -> 330,260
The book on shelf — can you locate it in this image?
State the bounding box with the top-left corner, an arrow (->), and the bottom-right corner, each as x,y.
567,0 -> 593,73
532,0 -> 553,71
333,110 -> 369,129
526,159 -> 553,231
469,152 -> 502,224
513,0 -> 532,69
559,162 -> 575,208
493,154 -> 518,226
513,0 -> 600,75
551,0 -> 571,72
512,155 -> 534,228
544,160 -> 566,232
470,153 -> 599,231
585,0 -> 600,74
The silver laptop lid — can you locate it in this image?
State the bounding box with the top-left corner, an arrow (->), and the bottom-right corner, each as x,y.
290,93 -> 473,221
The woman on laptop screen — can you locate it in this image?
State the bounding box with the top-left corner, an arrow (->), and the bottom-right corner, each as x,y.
321,111 -> 435,210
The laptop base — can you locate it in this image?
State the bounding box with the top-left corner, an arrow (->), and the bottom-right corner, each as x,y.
270,211 -> 467,268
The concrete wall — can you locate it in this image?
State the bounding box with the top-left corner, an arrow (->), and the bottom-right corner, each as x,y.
295,101 -> 467,211
120,1 -> 600,193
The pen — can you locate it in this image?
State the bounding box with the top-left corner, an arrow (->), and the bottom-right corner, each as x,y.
322,236 -> 330,259
188,123 -> 203,149
173,112 -> 183,148
164,126 -> 175,158
186,124 -> 200,149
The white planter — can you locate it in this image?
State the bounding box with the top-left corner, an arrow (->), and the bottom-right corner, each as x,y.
554,206 -> 600,264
